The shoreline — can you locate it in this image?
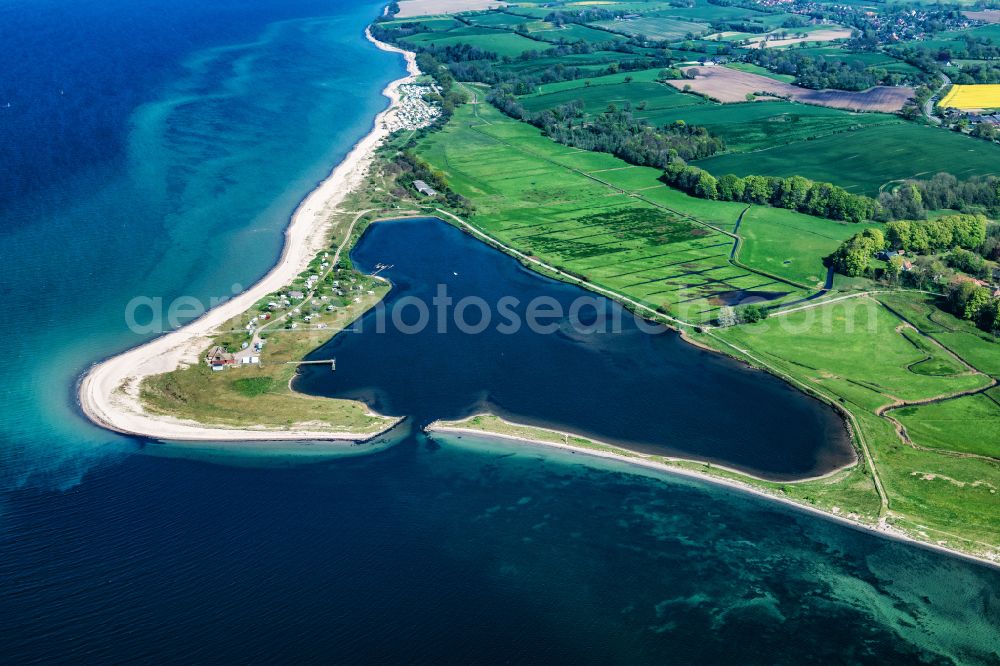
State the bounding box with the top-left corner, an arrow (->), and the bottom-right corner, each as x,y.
426,415 -> 1000,571
77,28 -> 419,443
74,18 -> 997,568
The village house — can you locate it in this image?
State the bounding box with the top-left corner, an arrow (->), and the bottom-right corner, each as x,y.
951,274 -> 988,288
876,249 -> 905,261
289,290 -> 304,300
205,345 -> 235,368
413,179 -> 437,197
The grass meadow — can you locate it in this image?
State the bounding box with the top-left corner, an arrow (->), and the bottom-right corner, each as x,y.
712,297 -> 999,548
696,123 -> 1000,194
877,293 -> 1000,376
895,388 -> 1000,458
417,102 -> 813,321
592,16 -> 709,40
399,26 -> 542,58
520,72 -> 707,116
518,75 -> 903,154
735,207 -> 873,286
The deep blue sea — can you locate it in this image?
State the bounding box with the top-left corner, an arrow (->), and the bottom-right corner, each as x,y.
1,1 -> 999,662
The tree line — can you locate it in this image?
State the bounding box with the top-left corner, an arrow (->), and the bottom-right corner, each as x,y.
489,90 -> 725,165
662,163 -> 879,223
877,173 -> 1000,223
746,49 -> 923,90
665,170 -> 1000,226
370,21 -> 670,95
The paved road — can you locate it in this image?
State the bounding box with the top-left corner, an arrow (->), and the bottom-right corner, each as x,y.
923,72 -> 951,125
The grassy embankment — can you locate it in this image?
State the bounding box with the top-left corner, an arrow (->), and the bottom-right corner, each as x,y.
139,158 -> 419,435
413,97 -> 999,557
429,413 -> 879,519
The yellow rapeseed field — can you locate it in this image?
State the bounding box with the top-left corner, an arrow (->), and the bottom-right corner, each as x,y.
939,84 -> 1000,110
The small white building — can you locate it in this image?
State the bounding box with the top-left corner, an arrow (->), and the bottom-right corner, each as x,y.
413,179 -> 437,197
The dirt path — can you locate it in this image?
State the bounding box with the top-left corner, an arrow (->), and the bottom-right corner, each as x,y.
248,208 -> 376,355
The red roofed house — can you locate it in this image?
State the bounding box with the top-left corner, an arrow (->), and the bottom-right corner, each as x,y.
205,345 -> 236,367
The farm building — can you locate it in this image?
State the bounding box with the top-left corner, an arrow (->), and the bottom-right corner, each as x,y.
205,346 -> 235,367
413,179 -> 437,197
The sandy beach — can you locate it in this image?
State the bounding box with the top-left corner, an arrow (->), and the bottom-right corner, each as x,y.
76,20 -> 998,570
77,29 -> 419,442
426,415 -> 1000,570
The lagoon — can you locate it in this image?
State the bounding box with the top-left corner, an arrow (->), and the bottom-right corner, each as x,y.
2,1 -> 999,661
295,217 -> 854,480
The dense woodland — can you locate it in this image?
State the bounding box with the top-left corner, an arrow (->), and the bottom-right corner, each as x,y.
878,173 -> 1000,224
746,48 -> 923,90
828,216 -> 998,331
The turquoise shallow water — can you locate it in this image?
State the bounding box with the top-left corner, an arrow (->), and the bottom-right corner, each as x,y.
0,0 -> 404,489
1,1 -> 1000,661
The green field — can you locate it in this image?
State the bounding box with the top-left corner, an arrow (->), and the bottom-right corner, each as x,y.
644,102 -> 900,152
644,1 -> 774,22
502,6 -> 559,19
711,297 -> 999,548
464,11 -> 531,27
736,206 -> 873,286
399,26 -> 542,58
417,101 -> 806,321
894,388 -> 1000,457
876,292 -> 1000,376
530,23 -> 627,43
495,50 -> 656,74
718,299 -> 989,408
528,67 -> 668,95
793,46 -> 900,66
592,16 -> 710,40
520,74 -> 706,116
696,123 -> 1000,195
